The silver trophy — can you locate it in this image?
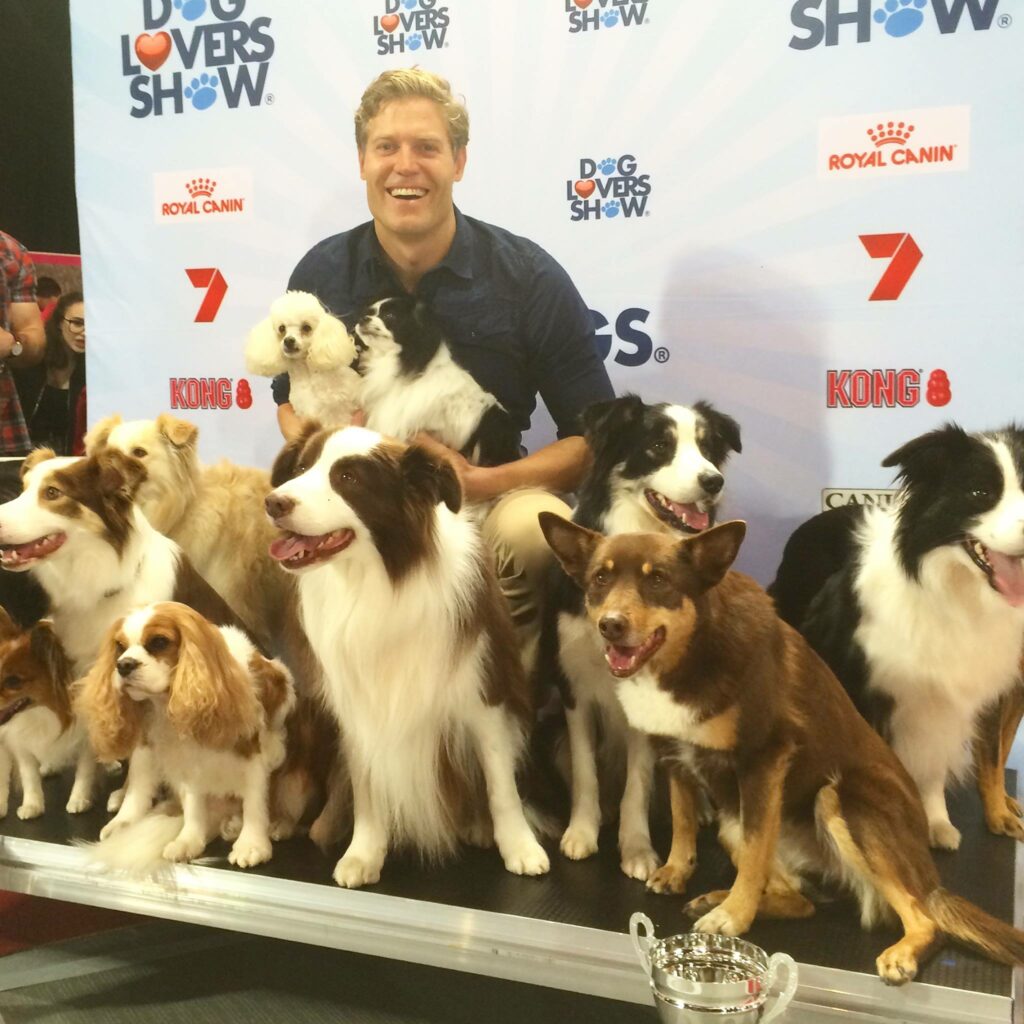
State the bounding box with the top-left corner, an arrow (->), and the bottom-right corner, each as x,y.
630,912 -> 798,1023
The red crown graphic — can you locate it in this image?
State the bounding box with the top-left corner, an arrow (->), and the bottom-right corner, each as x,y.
866,121 -> 915,147
185,177 -> 217,198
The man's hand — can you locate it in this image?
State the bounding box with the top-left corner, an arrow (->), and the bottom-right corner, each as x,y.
411,432 -> 505,504
3,302 -> 45,366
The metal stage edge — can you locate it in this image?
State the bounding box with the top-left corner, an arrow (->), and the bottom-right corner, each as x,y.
0,830 -> 1020,1024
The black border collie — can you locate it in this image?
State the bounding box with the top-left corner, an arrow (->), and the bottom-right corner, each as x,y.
770,423 -> 1024,850
535,394 -> 742,879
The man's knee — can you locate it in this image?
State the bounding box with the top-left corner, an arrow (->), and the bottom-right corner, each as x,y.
482,488 -> 572,588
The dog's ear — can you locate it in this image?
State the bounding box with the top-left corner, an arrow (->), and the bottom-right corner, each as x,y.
678,520 -> 746,592
96,448 -> 147,498
83,414 -> 123,455
29,620 -> 73,699
20,447 -> 57,481
270,420 -> 323,487
307,314 -> 357,371
581,395 -> 645,445
0,605 -> 21,643
156,413 -> 199,451
693,401 -> 742,457
539,512 -> 601,588
401,445 -> 462,514
881,424 -> 969,485
245,316 -> 285,376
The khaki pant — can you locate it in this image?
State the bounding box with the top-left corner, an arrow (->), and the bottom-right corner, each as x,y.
480,487 -> 572,638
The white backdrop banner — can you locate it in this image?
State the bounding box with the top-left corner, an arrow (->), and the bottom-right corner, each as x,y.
70,0 -> 1021,582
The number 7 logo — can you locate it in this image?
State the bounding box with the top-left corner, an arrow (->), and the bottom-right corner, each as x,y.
186,267 -> 228,322
859,233 -> 923,301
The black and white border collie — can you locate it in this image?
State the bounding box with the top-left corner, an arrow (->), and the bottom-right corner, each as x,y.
770,424 -> 1024,850
265,423 -> 549,887
536,395 -> 742,879
354,296 -> 521,468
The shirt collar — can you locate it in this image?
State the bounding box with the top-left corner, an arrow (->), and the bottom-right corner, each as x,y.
356,207 -> 474,290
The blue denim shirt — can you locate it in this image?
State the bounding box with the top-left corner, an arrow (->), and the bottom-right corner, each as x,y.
274,208 -> 614,442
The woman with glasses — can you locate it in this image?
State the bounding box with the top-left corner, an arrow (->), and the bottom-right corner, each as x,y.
16,290 -> 87,454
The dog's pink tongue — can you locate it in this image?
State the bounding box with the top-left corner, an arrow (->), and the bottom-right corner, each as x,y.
678,503 -> 710,531
606,645 -> 639,674
269,534 -> 316,561
987,550 -> 1024,606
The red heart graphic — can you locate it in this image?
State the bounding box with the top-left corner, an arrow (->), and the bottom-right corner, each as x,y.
575,0 -> 593,7
574,179 -> 596,199
135,32 -> 171,73
381,14 -> 400,31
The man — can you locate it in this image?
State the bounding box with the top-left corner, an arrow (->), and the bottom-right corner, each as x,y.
278,68 -> 614,633
0,230 -> 46,455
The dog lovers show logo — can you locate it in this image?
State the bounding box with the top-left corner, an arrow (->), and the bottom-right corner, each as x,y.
567,155 -> 651,221
120,0 -> 274,118
565,0 -> 651,33
789,0 -> 1006,49
373,0 -> 450,55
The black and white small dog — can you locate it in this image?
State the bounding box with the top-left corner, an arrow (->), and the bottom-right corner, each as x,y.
536,395 -> 742,879
770,424 -> 1024,850
354,296 -> 520,467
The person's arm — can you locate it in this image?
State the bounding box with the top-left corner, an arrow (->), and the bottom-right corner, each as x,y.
413,432 -> 591,504
276,402 -> 302,441
1,302 -> 44,367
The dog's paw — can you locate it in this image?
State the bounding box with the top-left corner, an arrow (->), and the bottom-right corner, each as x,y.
985,807 -> 1024,841
692,903 -> 746,937
16,799 -> 43,821
458,818 -> 494,849
162,835 -> 205,863
38,762 -> 61,778
106,787 -> 126,814
1006,794 -> 1023,818
502,838 -> 550,877
308,811 -> 341,850
646,861 -> 694,895
876,944 -> 918,985
684,890 -> 729,918
929,819 -> 962,851
228,834 -> 272,869
560,823 -> 599,861
620,840 -> 661,882
333,854 -> 382,889
99,817 -> 128,842
65,792 -> 94,814
269,817 -> 297,842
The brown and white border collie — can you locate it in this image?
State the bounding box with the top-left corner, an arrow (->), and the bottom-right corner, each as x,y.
541,514 -> 1024,985
265,423 -> 549,887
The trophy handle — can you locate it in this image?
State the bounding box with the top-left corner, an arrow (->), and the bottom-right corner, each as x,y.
761,952 -> 798,1022
629,912 -> 655,978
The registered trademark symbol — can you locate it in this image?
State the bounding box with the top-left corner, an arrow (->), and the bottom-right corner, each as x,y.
644,211 -> 650,217
998,13 -> 1011,26
654,347 -> 670,364
265,93 -> 275,105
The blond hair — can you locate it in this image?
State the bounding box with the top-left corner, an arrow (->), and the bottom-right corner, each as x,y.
355,68 -> 469,153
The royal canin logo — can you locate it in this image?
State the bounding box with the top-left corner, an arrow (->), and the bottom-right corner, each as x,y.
826,368 -> 952,408
155,168 -> 252,223
821,488 -> 898,511
819,106 -> 970,179
170,377 -> 253,410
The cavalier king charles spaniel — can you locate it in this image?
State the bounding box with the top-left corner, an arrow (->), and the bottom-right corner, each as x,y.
76,601 -> 295,870
245,290 -> 361,428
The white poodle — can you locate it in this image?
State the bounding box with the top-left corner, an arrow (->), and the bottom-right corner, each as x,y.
246,291 -> 361,427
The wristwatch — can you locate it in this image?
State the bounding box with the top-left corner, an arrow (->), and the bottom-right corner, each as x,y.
9,340 -> 22,358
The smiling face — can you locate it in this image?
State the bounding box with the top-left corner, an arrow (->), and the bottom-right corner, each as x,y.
359,97 -> 466,247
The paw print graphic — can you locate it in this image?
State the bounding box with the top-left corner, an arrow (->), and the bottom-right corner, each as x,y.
403,0 -> 418,7
407,32 -> 422,50
184,73 -> 219,110
601,10 -> 620,27
598,157 -> 617,175
873,0 -> 927,37
174,0 -> 207,21
603,199 -> 621,218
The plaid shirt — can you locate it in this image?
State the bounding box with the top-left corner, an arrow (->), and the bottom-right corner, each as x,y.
0,230 -> 35,455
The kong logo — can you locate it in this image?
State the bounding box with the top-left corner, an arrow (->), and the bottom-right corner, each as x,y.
120,0 -> 275,118
170,377 -> 253,410
826,368 -> 952,408
154,167 -> 252,223
567,155 -> 651,222
819,105 -> 969,179
790,0 -> 1004,49
565,0 -> 651,33
591,308 -> 670,366
373,0 -> 450,56
822,487 -> 898,511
